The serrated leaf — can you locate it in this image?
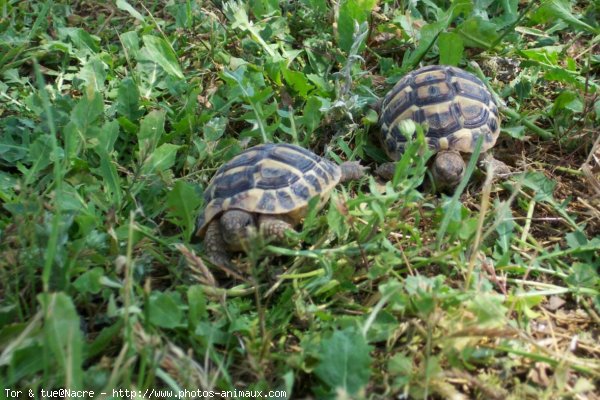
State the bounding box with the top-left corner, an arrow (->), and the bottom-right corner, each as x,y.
38,293 -> 84,389
438,31 -> 463,66
566,263 -> 598,289
142,35 -> 184,80
457,16 -> 500,49
166,181 -> 202,240
141,143 -> 180,174
552,91 -> 583,115
314,328 -> 372,394
283,68 -> 314,98
521,171 -> 556,203
24,135 -> 54,184
531,0 -> 598,33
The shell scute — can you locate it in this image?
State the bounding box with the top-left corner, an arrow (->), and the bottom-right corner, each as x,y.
379,65 -> 501,159
197,143 -> 342,236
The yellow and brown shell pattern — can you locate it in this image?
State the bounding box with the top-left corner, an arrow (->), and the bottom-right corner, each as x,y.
197,143 -> 342,237
379,65 -> 501,161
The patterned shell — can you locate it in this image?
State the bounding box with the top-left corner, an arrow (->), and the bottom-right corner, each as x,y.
379,65 -> 500,161
197,143 -> 342,237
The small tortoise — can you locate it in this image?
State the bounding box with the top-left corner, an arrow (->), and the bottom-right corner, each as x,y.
376,65 -> 509,191
196,143 -> 365,268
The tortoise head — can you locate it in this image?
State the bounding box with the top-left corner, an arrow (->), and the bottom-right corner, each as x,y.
219,210 -> 257,251
431,151 -> 465,192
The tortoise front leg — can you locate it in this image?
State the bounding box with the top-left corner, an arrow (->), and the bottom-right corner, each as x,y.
478,152 -> 511,178
204,219 -> 242,278
258,215 -> 296,243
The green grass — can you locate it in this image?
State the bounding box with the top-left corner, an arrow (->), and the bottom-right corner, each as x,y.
1,0 -> 599,399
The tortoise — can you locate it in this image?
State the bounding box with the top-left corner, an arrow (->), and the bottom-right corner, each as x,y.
375,64 -> 509,191
196,143 -> 365,268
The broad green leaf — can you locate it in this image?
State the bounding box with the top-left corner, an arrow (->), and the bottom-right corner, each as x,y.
495,200 -> 515,253
116,78 -> 143,121
73,267 -> 104,294
93,147 -> 122,206
141,143 -> 180,174
404,20 -> 446,69
283,68 -> 314,98
388,353 -> 412,378
551,91 -> 583,115
24,135 -> 55,184
138,110 -> 166,154
249,0 -> 279,18
203,116 -> 227,142
301,96 -> 322,137
58,27 -> 100,55
326,192 -> 348,239
531,0 -> 598,33
521,171 -> 556,203
63,122 -> 82,161
38,293 -> 84,389
142,35 -> 184,79
166,180 -> 202,240
120,31 -> 140,58
96,120 -> 120,155
76,56 -> 108,92
148,292 -> 184,329
337,0 -> 377,53
71,89 -> 104,136
457,16 -> 500,49
224,1 -> 277,58
5,344 -> 45,385
521,46 -> 561,65
85,321 -> 123,360
566,263 -> 598,289
0,117 -> 31,164
188,285 -> 208,327
116,0 -> 145,22
438,31 -> 463,66
314,328 -> 372,394
502,126 -> 526,139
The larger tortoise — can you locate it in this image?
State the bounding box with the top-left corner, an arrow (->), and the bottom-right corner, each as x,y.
196,143 -> 365,268
376,65 -> 509,191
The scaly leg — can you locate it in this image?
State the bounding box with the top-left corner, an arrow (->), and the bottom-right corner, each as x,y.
204,219 -> 243,278
258,215 -> 296,242
375,162 -> 397,181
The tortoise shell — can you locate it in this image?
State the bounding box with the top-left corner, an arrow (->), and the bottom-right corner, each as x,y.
379,65 -> 500,160
197,143 -> 342,237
